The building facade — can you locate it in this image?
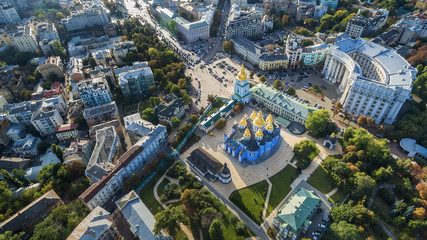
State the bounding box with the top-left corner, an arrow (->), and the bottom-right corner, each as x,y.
37,56 -> 64,80
232,65 -> 251,104
12,134 -> 41,157
346,9 -> 389,38
79,125 -> 168,210
31,101 -> 64,136
225,6 -> 263,40
7,25 -> 38,52
250,83 -> 317,125
224,110 -> 281,163
0,2 -> 20,24
55,123 -> 79,141
77,77 -> 113,107
83,101 -> 119,127
286,34 -> 304,69
321,37 -> 417,124
114,62 -> 155,96
320,0 -> 339,9
61,4 -> 110,32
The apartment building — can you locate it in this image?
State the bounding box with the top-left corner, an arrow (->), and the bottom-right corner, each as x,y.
7,25 -> 38,52
31,101 -> 64,136
346,9 -> 389,38
77,77 -> 113,107
225,5 -> 263,40
0,2 -> 20,24
12,134 -> 41,157
61,4 -> 110,32
37,56 -> 64,80
83,101 -> 119,127
114,62 -> 155,96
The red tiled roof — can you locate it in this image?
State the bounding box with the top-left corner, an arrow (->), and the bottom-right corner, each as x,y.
44,82 -> 61,97
55,123 -> 79,133
79,145 -> 143,202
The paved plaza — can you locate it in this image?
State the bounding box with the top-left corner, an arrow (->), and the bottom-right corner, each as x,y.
181,106 -> 343,199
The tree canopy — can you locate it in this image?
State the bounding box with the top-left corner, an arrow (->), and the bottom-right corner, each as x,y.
305,109 -> 336,137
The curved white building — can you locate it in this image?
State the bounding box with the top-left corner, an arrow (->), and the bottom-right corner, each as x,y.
322,38 -> 417,124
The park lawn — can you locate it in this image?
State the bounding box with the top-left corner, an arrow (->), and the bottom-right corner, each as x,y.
219,203 -> 254,239
329,190 -> 346,204
139,160 -> 175,215
267,165 -> 299,217
307,165 -> 335,194
157,178 -> 171,197
229,180 -> 269,225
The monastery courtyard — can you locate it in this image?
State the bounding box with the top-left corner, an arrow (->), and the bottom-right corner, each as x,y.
180,105 -> 343,198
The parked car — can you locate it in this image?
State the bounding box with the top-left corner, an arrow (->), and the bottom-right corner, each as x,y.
318,224 -> 326,228
315,228 -> 323,232
312,232 -> 321,236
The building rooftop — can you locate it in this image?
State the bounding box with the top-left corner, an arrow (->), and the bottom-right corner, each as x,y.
187,148 -> 229,181
0,190 -> 63,233
275,187 -> 320,234
200,99 -> 235,130
83,101 -> 117,118
250,84 -> 317,120
400,138 -> 427,159
115,191 -> 159,240
67,206 -> 113,240
55,123 -> 79,133
87,126 -> 117,170
0,157 -> 31,171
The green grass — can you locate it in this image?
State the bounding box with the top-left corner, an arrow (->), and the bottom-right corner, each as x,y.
371,193 -> 392,221
307,166 -> 335,194
139,160 -> 175,215
329,190 -> 347,204
174,229 -> 188,240
218,203 -> 254,239
157,178 -> 171,197
205,101 -> 225,117
229,180 -> 269,225
266,165 -> 299,217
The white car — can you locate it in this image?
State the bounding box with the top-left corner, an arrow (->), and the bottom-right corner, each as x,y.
318,224 -> 326,228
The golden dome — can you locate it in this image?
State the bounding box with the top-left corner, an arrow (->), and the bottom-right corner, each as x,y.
330,132 -> 336,138
256,128 -> 264,138
243,128 -> 251,138
258,110 -> 263,118
240,117 -> 247,126
254,115 -> 266,128
266,122 -> 274,131
237,64 -> 247,81
250,111 -> 257,120
266,114 -> 273,123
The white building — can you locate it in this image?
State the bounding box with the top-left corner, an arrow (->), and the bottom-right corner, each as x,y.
61,4 -> 110,32
12,134 -> 41,157
31,101 -> 64,136
393,14 -> 427,44
77,77 -> 112,107
55,123 -> 79,141
79,125 -> 168,210
112,41 -> 136,65
286,34 -> 304,69
225,5 -> 263,40
314,4 -> 328,19
36,22 -> 59,42
86,126 -> 119,183
346,9 -> 389,38
0,2 -> 20,24
67,206 -> 120,240
67,57 -> 84,82
7,25 -> 38,52
322,38 -> 417,124
114,62 -> 155,96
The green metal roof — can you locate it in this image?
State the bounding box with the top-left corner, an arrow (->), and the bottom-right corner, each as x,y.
250,83 -> 317,120
200,99 -> 235,130
275,187 -> 320,234
276,116 -> 291,128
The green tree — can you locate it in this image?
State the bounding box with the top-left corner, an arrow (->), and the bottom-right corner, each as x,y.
286,86 -> 296,96
142,108 -> 159,124
88,54 -> 96,69
222,41 -> 234,53
153,206 -> 188,237
55,12 -> 65,20
305,109 -> 336,137
259,75 -> 266,83
51,40 -> 67,59
182,93 -> 192,105
273,79 -> 283,90
0,231 -> 25,240
42,81 -> 52,89
352,173 -> 376,199
302,39 -> 314,47
293,140 -> 317,167
372,166 -> 394,183
327,221 -> 362,240
51,144 -> 63,161
209,219 -> 224,240
12,169 -> 29,187
190,115 -> 199,124
168,20 -> 177,35
31,201 -> 88,240
150,97 -> 160,107
216,118 -> 226,129
171,117 -> 181,128
0,169 -> 22,188
294,27 -> 314,37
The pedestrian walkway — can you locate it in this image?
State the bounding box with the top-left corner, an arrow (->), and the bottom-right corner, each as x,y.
325,187 -> 338,198
262,179 -> 272,221
153,165 -> 195,240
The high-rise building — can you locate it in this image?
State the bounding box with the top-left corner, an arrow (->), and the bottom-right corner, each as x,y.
346,9 -> 389,38
0,2 -> 20,24
61,4 -> 110,32
225,5 -> 263,40
7,25 -> 38,52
